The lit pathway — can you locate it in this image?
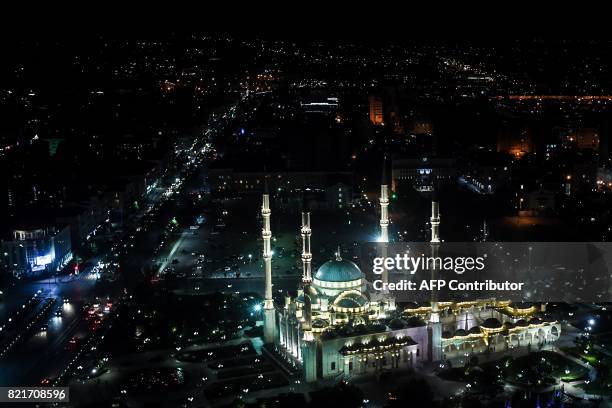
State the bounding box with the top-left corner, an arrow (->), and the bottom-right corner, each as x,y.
158,231 -> 190,275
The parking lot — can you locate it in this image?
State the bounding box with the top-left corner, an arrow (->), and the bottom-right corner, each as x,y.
157,195 -> 382,283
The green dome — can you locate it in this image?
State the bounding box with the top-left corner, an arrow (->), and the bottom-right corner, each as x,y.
315,259 -> 362,282
482,318 -> 502,329
335,292 -> 368,308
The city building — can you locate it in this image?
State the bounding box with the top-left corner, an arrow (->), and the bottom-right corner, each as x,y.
408,120 -> 433,136
567,155 -> 599,194
392,158 -> 456,192
497,128 -> 533,158
561,128 -> 600,151
1,225 -> 72,277
208,169 -> 354,208
368,96 -> 384,126
526,189 -> 556,214
56,198 -> 112,249
324,182 -> 352,209
460,151 -> 513,195
300,96 -> 339,115
597,167 -> 612,190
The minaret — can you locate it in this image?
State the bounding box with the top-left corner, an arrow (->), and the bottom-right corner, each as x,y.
300,200 -> 317,382
379,161 -> 390,244
482,219 -> 489,242
428,186 -> 442,362
379,159 -> 390,293
301,210 -> 313,338
430,188 -> 440,245
262,190 -> 275,344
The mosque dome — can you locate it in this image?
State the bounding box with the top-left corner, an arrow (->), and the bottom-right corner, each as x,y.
334,292 -> 368,309
515,319 -> 529,327
482,318 -> 502,329
528,317 -> 542,325
315,257 -> 362,283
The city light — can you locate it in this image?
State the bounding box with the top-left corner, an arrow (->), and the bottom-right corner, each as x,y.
2,34 -> 612,408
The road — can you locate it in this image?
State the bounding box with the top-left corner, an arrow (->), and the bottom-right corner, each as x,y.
174,276 -> 300,297
0,97 -> 246,388
0,266 -> 105,385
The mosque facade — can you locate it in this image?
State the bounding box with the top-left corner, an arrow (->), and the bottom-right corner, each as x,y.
260,177 -> 562,382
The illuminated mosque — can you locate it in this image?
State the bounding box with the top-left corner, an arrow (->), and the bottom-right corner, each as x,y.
260,173 -> 562,382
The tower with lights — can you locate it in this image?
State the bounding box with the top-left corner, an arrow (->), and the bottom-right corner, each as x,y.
300,206 -> 317,381
262,191 -> 275,344
428,187 -> 442,362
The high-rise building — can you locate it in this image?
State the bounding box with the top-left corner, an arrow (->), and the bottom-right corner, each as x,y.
578,129 -> 600,151
497,128 -> 533,158
1,225 -> 72,277
368,96 -> 384,126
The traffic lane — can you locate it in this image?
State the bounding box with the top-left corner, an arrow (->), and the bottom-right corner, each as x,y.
0,301 -> 85,386
0,295 -> 47,348
36,314 -> 91,385
173,276 -> 300,296
0,272 -> 97,323
0,284 -> 44,323
26,306 -> 90,386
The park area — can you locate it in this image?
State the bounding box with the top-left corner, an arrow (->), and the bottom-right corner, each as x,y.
438,351 -> 588,390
